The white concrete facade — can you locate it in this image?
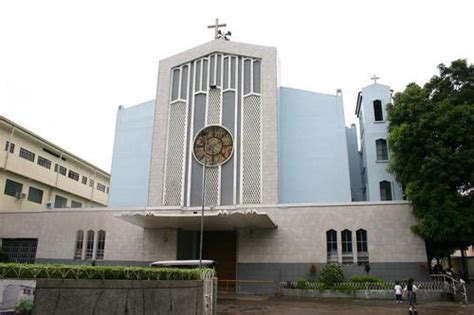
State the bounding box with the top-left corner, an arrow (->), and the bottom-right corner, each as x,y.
148,40 -> 279,207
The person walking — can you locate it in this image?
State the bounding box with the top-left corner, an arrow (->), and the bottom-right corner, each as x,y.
404,278 -> 418,314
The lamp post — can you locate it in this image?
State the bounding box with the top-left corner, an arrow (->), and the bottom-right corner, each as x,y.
199,135 -> 207,269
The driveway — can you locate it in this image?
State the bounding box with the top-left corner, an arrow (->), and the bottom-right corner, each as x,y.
218,295 -> 474,314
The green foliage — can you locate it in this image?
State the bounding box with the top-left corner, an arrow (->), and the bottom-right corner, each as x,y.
296,278 -> 310,289
15,298 -> 34,315
0,263 -> 213,280
0,251 -> 9,263
351,275 -> 383,283
387,59 -> 474,256
318,264 -> 344,288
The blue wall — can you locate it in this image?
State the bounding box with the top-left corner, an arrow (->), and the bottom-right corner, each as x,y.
278,87 -> 352,203
108,100 -> 155,207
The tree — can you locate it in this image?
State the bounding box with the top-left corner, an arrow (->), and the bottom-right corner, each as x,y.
387,59 -> 474,275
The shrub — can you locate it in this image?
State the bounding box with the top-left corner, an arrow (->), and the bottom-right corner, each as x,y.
0,263 -> 213,281
318,264 -> 344,288
0,251 -> 9,263
296,278 -> 310,289
16,298 -> 34,315
351,275 -> 383,283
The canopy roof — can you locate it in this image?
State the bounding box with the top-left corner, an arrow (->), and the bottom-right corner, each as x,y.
117,210 -> 277,230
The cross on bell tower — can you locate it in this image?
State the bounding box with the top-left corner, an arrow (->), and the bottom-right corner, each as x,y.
208,18 -> 227,39
370,74 -> 380,84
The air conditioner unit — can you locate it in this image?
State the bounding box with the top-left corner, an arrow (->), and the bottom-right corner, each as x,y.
15,192 -> 26,200
45,201 -> 53,209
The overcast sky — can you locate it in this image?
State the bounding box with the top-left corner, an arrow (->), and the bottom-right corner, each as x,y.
1,0 -> 473,172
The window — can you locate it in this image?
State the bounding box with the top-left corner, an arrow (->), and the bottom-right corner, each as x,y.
82,176 -> 88,185
54,164 -> 67,175
1,238 -> 38,263
37,156 -> 52,169
356,229 -> 369,265
380,181 -> 393,201
71,200 -> 82,208
326,230 -> 338,263
96,230 -> 106,260
373,100 -> 383,121
85,230 -> 94,259
376,139 -> 388,161
5,141 -> 15,153
74,230 -> 84,260
89,179 -> 95,187
54,195 -> 67,208
68,170 -> 79,181
19,147 -> 35,162
106,186 -> 109,194
341,229 -> 353,264
27,187 -> 43,204
4,179 -> 23,197
97,183 -> 106,192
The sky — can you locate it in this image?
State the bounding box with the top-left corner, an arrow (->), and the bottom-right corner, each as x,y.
1,0 -> 473,172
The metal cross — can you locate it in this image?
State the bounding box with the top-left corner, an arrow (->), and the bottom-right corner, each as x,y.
371,74 -> 379,84
207,18 -> 227,39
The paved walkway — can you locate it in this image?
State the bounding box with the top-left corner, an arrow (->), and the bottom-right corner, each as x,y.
218,295 -> 474,314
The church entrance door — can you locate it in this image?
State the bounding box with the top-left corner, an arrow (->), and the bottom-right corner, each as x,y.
177,230 -> 237,291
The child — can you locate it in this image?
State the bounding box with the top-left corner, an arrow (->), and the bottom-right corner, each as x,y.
404,278 -> 418,314
394,281 -> 403,303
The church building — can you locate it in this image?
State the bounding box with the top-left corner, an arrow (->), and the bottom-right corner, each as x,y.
0,24 -> 427,292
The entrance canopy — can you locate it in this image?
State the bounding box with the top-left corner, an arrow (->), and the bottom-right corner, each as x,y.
117,210 -> 277,230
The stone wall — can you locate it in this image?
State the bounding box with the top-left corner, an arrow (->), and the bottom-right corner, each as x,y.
33,279 -> 216,315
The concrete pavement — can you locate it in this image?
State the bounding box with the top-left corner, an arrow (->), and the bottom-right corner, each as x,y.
218,295 -> 474,314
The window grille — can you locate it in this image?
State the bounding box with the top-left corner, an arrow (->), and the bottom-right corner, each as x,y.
97,183 -> 106,192
71,200 -> 82,208
376,139 -> 388,161
68,170 -> 79,181
241,95 -> 261,204
356,229 -> 369,264
96,230 -> 106,260
19,147 -> 35,162
4,179 -> 23,197
27,187 -> 43,204
85,230 -> 94,259
380,181 -> 392,201
341,230 -> 353,264
54,195 -> 67,208
5,141 -> 15,153
326,230 -> 338,263
1,238 -> 38,263
37,156 -> 52,169
74,230 -> 84,259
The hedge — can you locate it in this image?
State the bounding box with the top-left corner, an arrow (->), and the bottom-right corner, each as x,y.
0,263 -> 214,281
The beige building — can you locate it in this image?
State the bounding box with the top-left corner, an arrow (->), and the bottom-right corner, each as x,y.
0,116 -> 109,211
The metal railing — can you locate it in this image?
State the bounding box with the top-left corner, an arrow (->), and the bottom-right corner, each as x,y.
430,274 -> 467,303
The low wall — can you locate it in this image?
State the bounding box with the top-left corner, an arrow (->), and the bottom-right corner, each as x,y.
33,279 -> 216,315
283,288 -> 452,301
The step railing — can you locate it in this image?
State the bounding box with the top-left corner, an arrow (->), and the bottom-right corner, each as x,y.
430,274 -> 467,303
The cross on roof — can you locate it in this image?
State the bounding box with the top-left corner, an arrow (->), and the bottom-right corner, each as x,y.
371,74 -> 380,84
207,18 -> 227,40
